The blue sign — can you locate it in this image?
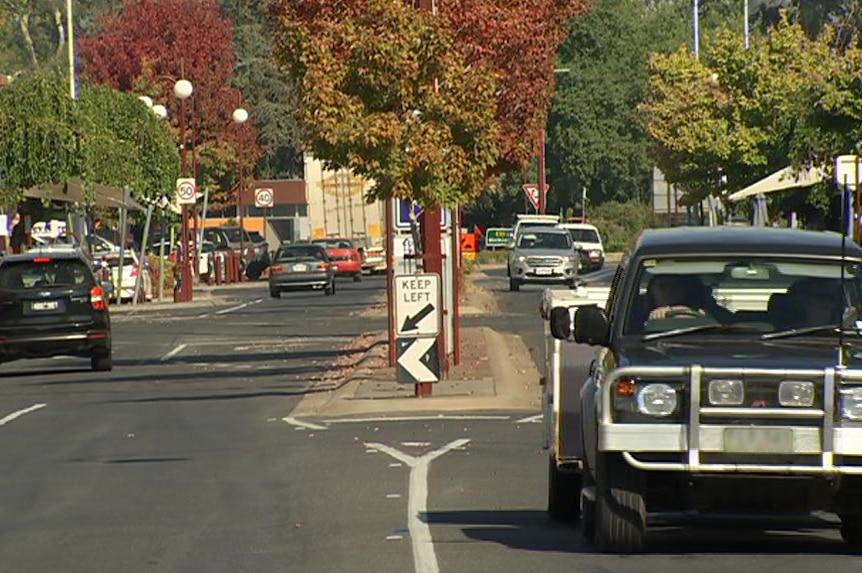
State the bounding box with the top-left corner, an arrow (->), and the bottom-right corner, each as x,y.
394,198 -> 451,230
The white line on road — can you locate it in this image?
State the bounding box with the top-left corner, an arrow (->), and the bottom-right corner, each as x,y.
366,439 -> 470,573
215,302 -> 251,315
515,414 -> 543,424
282,417 -> 328,431
324,414 -> 510,425
160,343 -> 188,362
0,403 -> 46,427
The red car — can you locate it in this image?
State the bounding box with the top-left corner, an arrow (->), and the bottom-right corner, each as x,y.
311,238 -> 363,282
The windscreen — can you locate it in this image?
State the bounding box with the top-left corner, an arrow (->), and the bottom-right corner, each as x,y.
517,232 -> 572,250
567,228 -> 600,243
0,259 -> 95,289
624,257 -> 862,335
313,240 -> 353,250
276,247 -> 325,262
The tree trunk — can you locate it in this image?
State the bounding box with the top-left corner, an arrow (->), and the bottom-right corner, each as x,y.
55,9 -> 66,61
17,13 -> 38,66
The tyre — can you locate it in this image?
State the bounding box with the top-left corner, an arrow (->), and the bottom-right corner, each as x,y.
548,454 -> 581,522
840,515 -> 862,546
509,278 -> 520,292
91,350 -> 113,372
325,280 -> 336,295
594,452 -> 646,554
270,288 -> 280,299
581,455 -> 597,541
353,273 -> 362,282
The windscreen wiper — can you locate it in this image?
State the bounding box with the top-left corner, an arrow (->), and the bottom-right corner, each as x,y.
761,324 -> 860,340
643,323 -> 764,342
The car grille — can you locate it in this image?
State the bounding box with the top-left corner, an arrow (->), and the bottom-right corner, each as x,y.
526,256 -> 563,267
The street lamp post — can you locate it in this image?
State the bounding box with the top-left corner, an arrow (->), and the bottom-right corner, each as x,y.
538,68 -> 571,215
232,107 -> 248,278
173,78 -> 194,302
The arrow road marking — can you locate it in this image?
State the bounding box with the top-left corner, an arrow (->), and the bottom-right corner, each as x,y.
1,403 -> 46,427
515,414 -> 543,424
401,303 -> 434,332
399,337 -> 437,382
366,439 -> 470,573
282,417 -> 328,431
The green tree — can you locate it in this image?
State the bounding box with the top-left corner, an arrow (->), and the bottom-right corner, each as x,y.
271,0 -> 588,207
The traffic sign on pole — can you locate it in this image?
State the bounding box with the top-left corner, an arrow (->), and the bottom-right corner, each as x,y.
254,187 -> 274,208
176,178 -> 196,205
397,337 -> 440,383
394,198 -> 451,230
395,273 -> 440,337
522,184 -> 550,211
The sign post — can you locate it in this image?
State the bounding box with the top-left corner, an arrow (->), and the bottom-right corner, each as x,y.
484,227 -> 513,249
254,188 -> 274,245
395,273 -> 441,385
522,184 -> 549,213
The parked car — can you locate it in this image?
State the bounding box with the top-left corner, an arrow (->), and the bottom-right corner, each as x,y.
0,251 -> 112,370
311,238 -> 363,282
362,244 -> 386,275
268,244 -> 336,297
508,226 -> 579,291
98,252 -> 153,303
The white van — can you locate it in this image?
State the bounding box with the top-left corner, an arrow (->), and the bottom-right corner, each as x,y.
557,222 -> 604,271
509,214 -> 561,248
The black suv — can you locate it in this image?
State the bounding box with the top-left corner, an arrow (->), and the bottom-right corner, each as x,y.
0,251 -> 112,371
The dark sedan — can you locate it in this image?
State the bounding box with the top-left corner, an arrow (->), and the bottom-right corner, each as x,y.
268,244 -> 336,298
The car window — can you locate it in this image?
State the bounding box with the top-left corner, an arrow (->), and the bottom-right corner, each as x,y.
276,247 -> 326,262
517,232 -> 571,250
0,259 -> 95,289
567,228 -> 600,243
249,232 -> 265,242
104,256 -> 137,268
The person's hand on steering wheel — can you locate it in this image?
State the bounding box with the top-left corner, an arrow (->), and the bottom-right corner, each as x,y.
649,305 -> 705,320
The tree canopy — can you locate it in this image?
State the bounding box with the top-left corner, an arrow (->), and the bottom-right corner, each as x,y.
77,0 -> 262,209
270,0 -> 588,207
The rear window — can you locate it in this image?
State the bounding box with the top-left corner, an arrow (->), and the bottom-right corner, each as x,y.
313,240 -> 353,249
567,228 -> 600,243
104,256 -> 136,268
0,259 -> 95,289
276,247 -> 326,262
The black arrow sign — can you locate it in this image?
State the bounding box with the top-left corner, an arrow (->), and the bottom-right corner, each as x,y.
402,303 -> 435,332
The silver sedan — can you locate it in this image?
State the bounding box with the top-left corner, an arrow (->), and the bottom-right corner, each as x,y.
268,244 -> 336,298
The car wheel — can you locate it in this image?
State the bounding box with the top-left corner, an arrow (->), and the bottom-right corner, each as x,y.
91,351 -> 113,372
325,280 -> 335,296
353,273 -> 362,282
547,454 -> 581,522
509,277 -> 520,292
270,288 -> 280,299
594,452 -> 646,554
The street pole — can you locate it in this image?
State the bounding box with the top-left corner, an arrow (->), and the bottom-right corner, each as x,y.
176,94 -> 192,302
744,0 -> 750,50
66,0 -> 75,99
133,202 -> 153,305
694,0 -> 700,59
538,130 -> 547,215
386,197 -> 396,367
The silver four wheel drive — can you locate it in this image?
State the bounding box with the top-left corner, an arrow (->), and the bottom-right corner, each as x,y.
508,226 -> 579,292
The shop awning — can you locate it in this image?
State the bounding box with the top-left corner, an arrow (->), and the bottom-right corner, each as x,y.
24,180 -> 145,211
727,165 -> 826,202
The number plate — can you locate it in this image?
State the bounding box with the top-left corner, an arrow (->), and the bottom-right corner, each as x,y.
535,268 -> 553,275
292,264 -> 307,272
723,427 -> 794,454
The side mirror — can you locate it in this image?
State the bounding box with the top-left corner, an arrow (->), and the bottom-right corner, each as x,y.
573,305 -> 610,346
506,240 -> 515,250
549,307 -> 573,339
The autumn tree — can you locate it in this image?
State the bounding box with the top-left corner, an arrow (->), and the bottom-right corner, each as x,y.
270,0 -> 588,207
77,0 -> 261,209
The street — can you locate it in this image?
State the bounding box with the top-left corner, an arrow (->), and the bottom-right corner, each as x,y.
0,270 -> 859,572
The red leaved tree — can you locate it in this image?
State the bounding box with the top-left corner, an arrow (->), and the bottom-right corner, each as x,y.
78,0 -> 261,209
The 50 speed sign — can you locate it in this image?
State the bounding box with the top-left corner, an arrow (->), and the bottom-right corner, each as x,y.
175,178 -> 196,205
254,187 -> 274,208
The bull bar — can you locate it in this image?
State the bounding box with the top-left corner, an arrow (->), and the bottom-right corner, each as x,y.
600,365 -> 862,475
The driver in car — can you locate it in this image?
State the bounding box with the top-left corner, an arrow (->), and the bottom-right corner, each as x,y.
647,275 -> 706,320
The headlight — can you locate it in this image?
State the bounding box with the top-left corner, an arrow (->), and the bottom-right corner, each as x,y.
708,379 -> 744,406
779,380 -> 815,407
590,249 -> 601,258
636,383 -> 678,417
517,256 -> 526,262
565,255 -> 575,262
841,387 -> 862,420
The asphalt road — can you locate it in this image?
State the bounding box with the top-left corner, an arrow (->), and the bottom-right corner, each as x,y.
0,268 -> 859,572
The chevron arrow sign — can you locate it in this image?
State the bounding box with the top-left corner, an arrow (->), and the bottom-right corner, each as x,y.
397,337 -> 440,384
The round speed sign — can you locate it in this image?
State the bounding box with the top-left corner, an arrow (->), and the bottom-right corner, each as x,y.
254,187 -> 274,208
176,178 -> 196,204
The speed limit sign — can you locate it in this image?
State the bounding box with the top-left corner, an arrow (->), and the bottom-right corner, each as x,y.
254,187 -> 274,208
176,178 -> 196,205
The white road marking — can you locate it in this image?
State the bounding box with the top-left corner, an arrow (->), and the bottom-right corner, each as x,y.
0,403 -> 46,427
401,442 -> 431,447
386,493 -> 402,499
282,417 -> 328,431
515,414 -> 543,424
366,439 -> 470,573
160,343 -> 187,362
386,535 -> 404,540
389,463 -> 403,468
324,414 -> 510,425
216,302 -> 250,315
